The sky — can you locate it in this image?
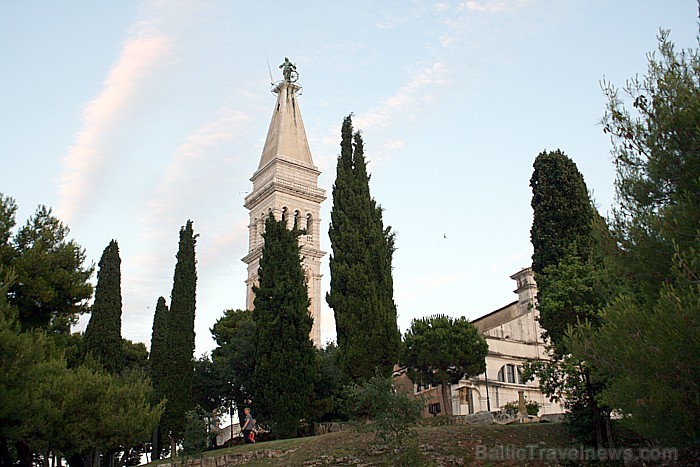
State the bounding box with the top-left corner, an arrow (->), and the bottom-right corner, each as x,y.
1,1 -> 698,355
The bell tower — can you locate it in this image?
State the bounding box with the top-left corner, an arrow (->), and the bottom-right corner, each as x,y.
242,58 -> 326,347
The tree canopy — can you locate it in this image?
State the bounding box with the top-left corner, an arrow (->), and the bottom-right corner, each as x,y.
161,220 -> 198,447
84,240 -> 124,374
1,199 -> 93,332
574,31 -> 700,447
252,214 -> 317,438
211,308 -> 255,427
402,314 -> 487,416
327,115 -> 400,381
530,150 -> 594,276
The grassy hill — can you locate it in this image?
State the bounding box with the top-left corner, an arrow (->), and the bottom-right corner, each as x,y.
148,422 -> 581,466
148,421 -> 696,465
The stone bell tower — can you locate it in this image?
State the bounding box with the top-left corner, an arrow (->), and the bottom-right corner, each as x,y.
242,58 -> 326,347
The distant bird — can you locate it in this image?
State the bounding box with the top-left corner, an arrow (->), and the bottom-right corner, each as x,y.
443,234 -> 447,239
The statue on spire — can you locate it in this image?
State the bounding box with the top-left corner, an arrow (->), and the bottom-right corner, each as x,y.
279,57 -> 298,83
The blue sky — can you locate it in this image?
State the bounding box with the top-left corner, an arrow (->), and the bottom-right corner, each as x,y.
1,1 -> 697,354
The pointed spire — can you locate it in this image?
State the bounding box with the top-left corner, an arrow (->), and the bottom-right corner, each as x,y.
257,62 -> 314,170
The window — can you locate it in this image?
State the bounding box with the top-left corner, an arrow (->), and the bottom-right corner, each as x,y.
506,364 -> 515,383
497,364 -> 520,384
428,403 -> 441,415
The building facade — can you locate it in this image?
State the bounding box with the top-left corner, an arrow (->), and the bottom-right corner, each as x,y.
242,64 -> 326,347
396,267 -> 565,417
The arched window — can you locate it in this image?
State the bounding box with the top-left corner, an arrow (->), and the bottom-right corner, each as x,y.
294,210 -> 302,230
306,213 -> 313,238
497,364 -> 521,384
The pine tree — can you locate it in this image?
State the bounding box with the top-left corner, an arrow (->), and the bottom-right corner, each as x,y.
84,240 -> 124,374
327,115 -> 400,381
252,214 -> 317,438
11,205 -> 93,332
148,296 -> 168,460
578,31 -> 700,446
161,220 -> 197,449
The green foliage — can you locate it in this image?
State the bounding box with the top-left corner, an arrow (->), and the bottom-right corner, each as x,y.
536,229 -> 621,356
149,296 -> 169,397
148,296 -> 169,460
0,274 -> 163,464
501,400 -> 540,416
192,354 -> 224,414
84,240 -> 124,373
573,259 -> 700,446
327,115 -> 400,381
211,309 -> 255,427
122,338 -> 149,374
602,30 -> 700,302
521,351 -> 608,446
252,214 -> 318,438
308,342 -> 346,422
530,149 -> 594,275
571,31 -> 700,448
161,220 -> 198,443
402,314 -> 487,415
0,194 -> 17,267
5,203 -> 93,332
343,375 -> 424,450
180,406 -> 211,458
528,148 -> 615,446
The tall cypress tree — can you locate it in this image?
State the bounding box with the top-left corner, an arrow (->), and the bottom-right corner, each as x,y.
530,149 -> 596,349
148,296 -> 168,460
530,149 -> 594,275
84,240 -> 124,374
528,150 -> 614,447
327,115 -> 400,381
252,214 -> 317,438
161,220 -> 197,449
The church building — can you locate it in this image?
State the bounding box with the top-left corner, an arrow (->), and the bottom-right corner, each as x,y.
241,59 -> 326,347
395,267 -> 565,418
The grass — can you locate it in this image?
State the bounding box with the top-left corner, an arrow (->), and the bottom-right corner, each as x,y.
146,422 -> 578,466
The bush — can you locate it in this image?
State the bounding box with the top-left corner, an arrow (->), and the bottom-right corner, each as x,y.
343,375 -> 424,450
501,399 -> 540,416
181,406 -> 210,458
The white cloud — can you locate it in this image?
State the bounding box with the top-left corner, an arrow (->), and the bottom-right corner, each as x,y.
355,61 -> 448,131
57,35 -> 171,223
146,107 -> 251,224
461,0 -> 531,13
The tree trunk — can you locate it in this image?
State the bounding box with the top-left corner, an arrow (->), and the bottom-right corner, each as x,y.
441,381 -> 453,416
42,449 -> 50,467
151,426 -> 160,460
16,440 -> 32,467
0,436 -> 13,467
583,369 -> 604,449
230,400 -> 235,446
170,437 -> 177,466
605,411 -> 615,448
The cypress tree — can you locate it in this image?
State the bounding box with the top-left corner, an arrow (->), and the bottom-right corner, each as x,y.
252,214 -> 317,438
148,296 -> 168,460
327,115 -> 400,381
161,220 -> 197,449
84,240 -> 124,373
530,149 -> 594,275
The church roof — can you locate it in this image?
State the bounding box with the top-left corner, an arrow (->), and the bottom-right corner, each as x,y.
257,81 -> 315,170
471,300 -> 520,333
